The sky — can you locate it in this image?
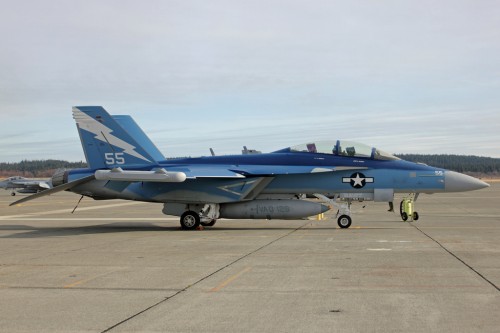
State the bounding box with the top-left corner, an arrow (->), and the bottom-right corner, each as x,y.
1,0 -> 499,162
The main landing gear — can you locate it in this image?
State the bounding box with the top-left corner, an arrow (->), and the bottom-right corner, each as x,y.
180,211 -> 200,230
179,204 -> 219,230
400,193 -> 420,222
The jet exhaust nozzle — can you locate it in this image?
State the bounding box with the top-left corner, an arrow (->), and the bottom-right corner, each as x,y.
51,169 -> 69,187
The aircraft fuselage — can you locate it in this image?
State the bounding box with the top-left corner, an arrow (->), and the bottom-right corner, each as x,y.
65,152 -> 482,205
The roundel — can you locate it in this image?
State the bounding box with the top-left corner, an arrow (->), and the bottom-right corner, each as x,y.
342,172 -> 374,189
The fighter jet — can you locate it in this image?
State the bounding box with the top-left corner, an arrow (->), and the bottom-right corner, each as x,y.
10,106 -> 489,229
1,176 -> 52,196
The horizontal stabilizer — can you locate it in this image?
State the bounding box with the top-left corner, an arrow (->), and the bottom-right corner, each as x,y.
9,175 -> 95,206
95,168 -> 186,183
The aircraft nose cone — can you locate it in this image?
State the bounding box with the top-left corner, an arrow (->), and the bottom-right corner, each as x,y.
444,171 -> 490,192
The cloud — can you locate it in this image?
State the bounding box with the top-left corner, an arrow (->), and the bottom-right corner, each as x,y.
1,0 -> 499,161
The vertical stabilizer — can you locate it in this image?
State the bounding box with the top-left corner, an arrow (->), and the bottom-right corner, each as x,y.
73,106 -> 158,169
112,115 -> 165,162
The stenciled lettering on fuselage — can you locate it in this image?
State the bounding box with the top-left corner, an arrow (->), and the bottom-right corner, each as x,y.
251,204 -> 291,214
342,172 -> 374,189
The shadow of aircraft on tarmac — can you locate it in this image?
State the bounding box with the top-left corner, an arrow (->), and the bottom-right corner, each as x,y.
0,221 -> 406,238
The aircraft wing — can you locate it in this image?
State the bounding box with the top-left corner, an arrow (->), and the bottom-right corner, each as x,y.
165,165 -> 367,178
165,166 -> 247,179
9,175 -> 95,206
227,165 -> 368,176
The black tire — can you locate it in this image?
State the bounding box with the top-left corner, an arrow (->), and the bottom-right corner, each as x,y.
399,200 -> 404,217
413,212 -> 419,221
337,215 -> 352,229
180,211 -> 200,230
11,192 -> 16,196
201,219 -> 217,227
401,212 -> 408,221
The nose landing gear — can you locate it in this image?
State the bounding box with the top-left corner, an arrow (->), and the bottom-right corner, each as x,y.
313,193 -> 353,228
337,214 -> 352,228
400,193 -> 419,222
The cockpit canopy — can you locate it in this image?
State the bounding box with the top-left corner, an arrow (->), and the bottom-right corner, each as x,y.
287,140 -> 400,161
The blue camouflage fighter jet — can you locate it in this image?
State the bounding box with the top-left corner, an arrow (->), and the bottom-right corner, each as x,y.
11,106 -> 489,229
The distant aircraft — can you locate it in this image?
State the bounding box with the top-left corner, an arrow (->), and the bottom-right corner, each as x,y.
11,106 -> 489,229
0,176 -> 52,196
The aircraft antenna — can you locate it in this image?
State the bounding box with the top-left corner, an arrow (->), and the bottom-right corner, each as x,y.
71,195 -> 84,214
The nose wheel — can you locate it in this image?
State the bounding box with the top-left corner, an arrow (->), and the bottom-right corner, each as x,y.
400,194 -> 420,222
337,215 -> 352,228
313,194 -> 354,229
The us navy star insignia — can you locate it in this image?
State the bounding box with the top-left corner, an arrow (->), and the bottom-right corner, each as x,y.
342,172 -> 374,188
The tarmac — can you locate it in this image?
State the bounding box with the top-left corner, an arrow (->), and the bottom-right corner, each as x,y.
0,184 -> 499,333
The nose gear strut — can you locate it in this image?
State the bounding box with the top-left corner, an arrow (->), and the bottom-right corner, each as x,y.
314,193 -> 352,228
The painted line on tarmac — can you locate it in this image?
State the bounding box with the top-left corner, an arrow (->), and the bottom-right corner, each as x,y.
377,240 -> 412,243
426,214 -> 499,218
0,217 -> 178,221
64,270 -> 121,289
410,226 -> 500,229
210,267 -> 252,292
1,201 -> 143,220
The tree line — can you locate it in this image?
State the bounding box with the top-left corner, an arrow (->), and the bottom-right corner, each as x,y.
0,160 -> 87,178
395,154 -> 500,176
